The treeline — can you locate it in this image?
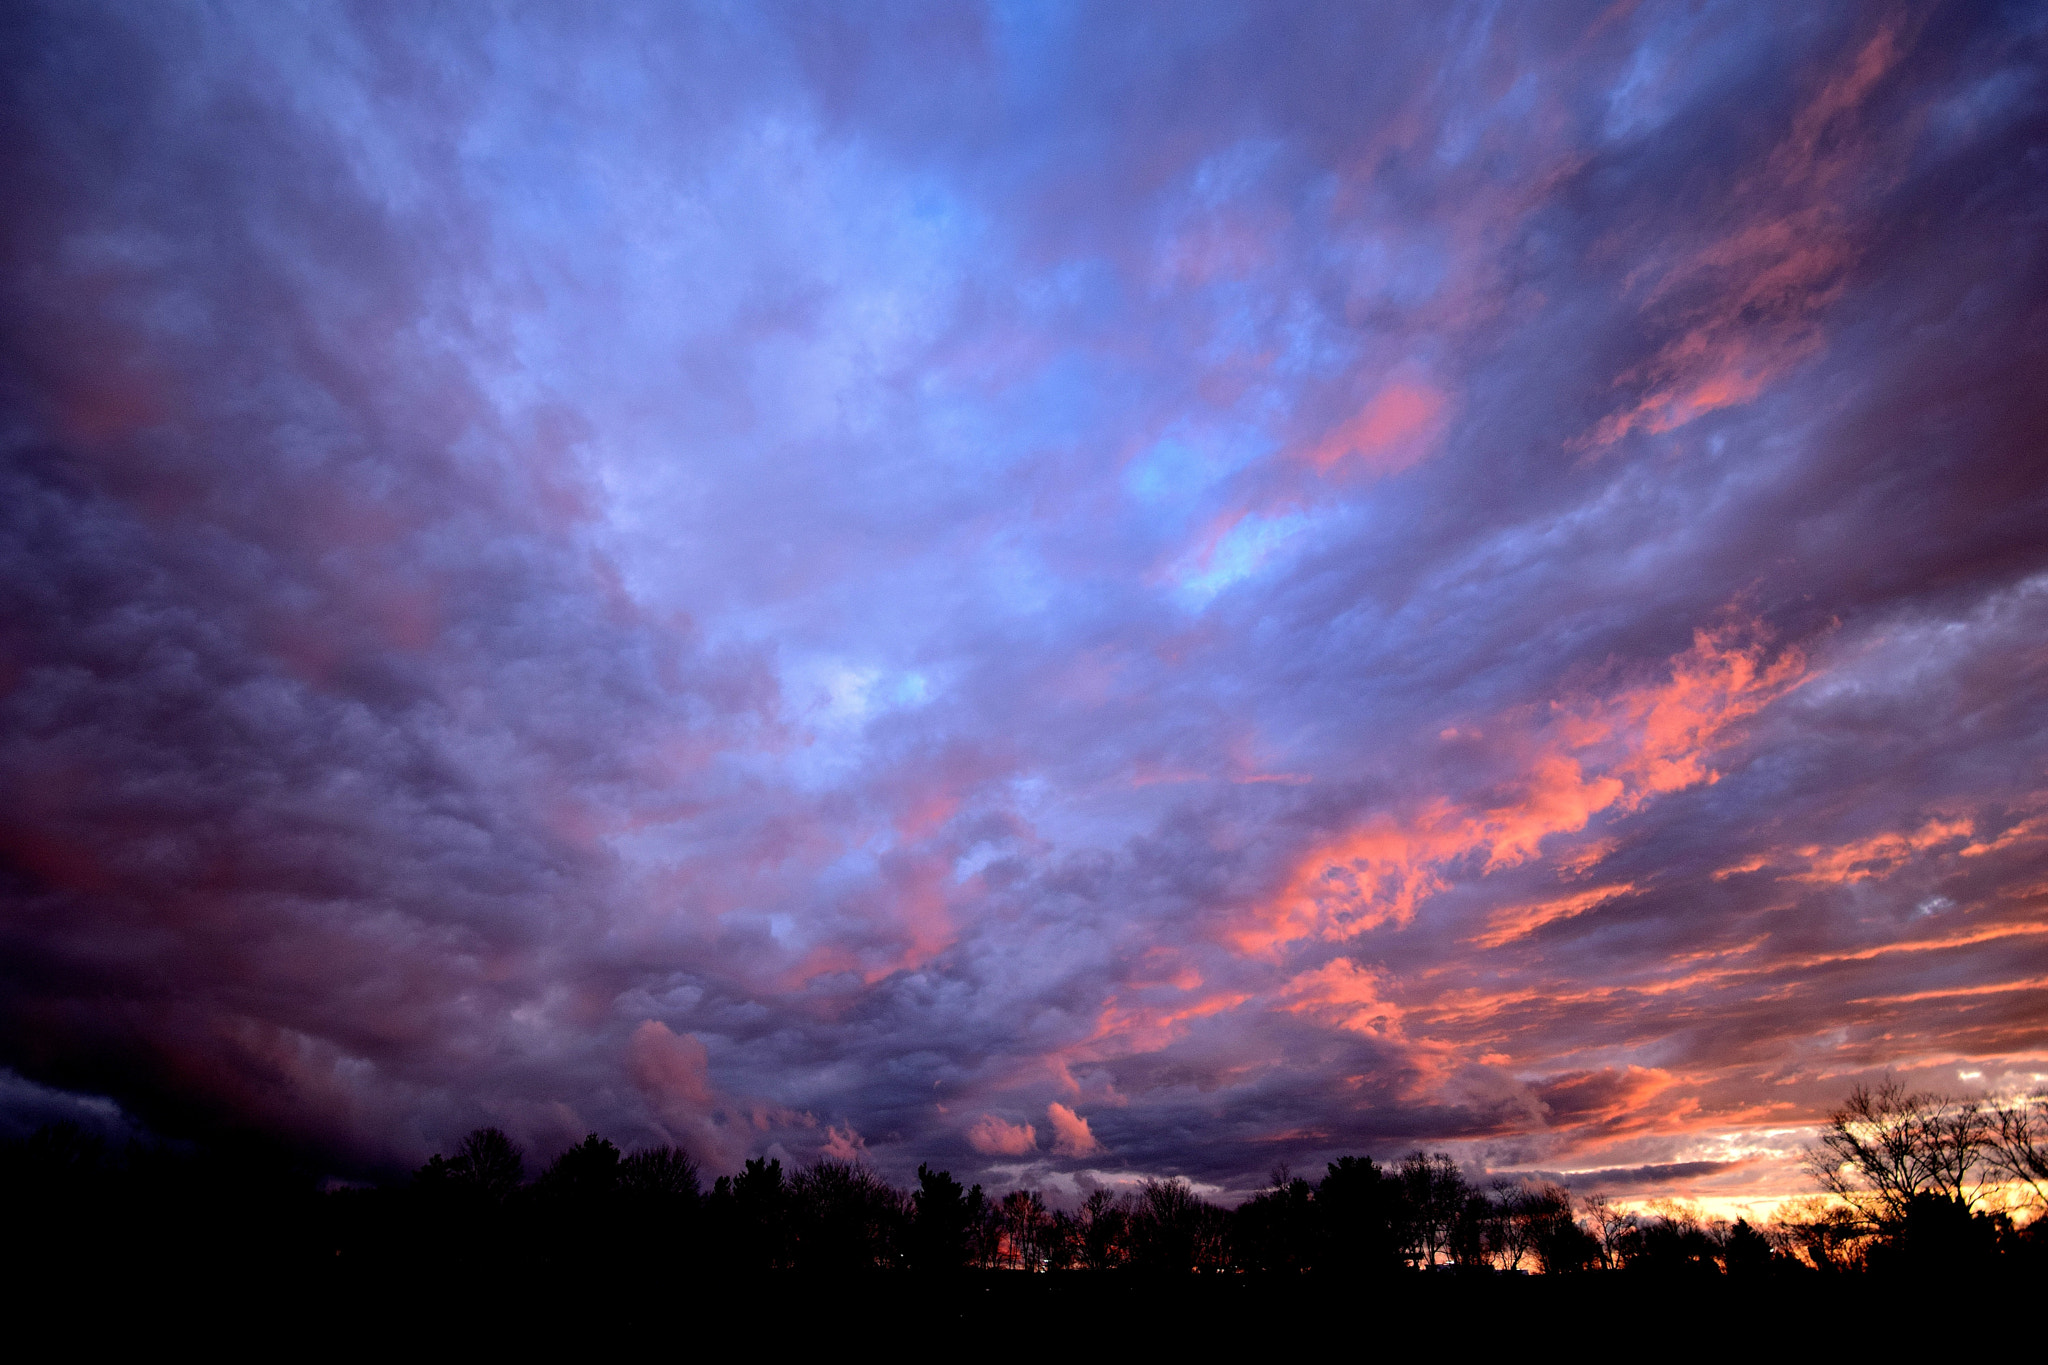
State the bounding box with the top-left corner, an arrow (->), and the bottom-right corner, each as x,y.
5,1084 -> 2043,1281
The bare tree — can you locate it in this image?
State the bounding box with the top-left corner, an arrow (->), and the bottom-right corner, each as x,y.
1126,1178 -> 1230,1272
787,1160 -> 908,1271
997,1188 -> 1051,1270
1487,1180 -> 1540,1271
1397,1151 -> 1467,1266
451,1126 -> 525,1201
1485,1180 -> 1584,1271
1076,1187 -> 1129,1270
1983,1092 -> 2048,1218
619,1144 -> 699,1200
1579,1192 -> 1634,1270
1804,1078 -> 1994,1220
1765,1193 -> 1880,1270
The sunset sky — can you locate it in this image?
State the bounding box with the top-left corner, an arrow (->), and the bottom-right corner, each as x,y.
2,1 -> 2044,1214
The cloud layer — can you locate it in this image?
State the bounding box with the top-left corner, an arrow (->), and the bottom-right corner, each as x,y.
2,1 -> 2044,1205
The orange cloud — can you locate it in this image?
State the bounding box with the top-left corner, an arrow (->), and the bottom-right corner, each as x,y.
1536,1065 -> 1686,1137
1081,988 -> 1256,1057
1472,882 -> 1637,950
1711,854 -> 1768,880
967,1114 -> 1038,1156
1234,625 -> 1806,952
1793,816 -> 1974,883
1848,976 -> 2048,1006
1277,959 -> 1403,1037
1047,1102 -> 1101,1156
1962,813 -> 2048,858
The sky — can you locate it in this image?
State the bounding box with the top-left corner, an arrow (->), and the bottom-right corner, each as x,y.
1,0 -> 2045,1214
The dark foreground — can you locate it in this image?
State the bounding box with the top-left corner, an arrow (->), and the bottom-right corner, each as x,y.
4,1261 -> 2016,1355
5,1112 -> 2038,1348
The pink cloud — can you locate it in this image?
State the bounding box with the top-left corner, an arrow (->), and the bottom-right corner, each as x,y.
1234,624 -> 1808,952
967,1114 -> 1038,1156
1277,959 -> 1404,1038
1792,816 -> 1975,883
820,1124 -> 868,1162
1582,23 -> 1907,451
1047,1102 -> 1100,1157
1303,382 -> 1447,476
627,1020 -> 714,1108
626,1020 -> 738,1165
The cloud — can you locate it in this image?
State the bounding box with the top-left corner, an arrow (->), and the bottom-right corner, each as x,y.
1047,1103 -> 1100,1158
1236,625 -> 1806,952
1792,817 -> 1975,883
968,1115 -> 1038,1157
820,1125 -> 869,1163
626,1020 -> 740,1166
1303,382 -> 1448,477
1277,960 -> 1403,1038
1579,21 -> 1909,449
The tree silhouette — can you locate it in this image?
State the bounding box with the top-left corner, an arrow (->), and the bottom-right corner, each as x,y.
1985,1091 -> 2048,1219
711,1156 -> 791,1270
1075,1187 -> 1129,1271
1722,1218 -> 1778,1277
619,1145 -> 699,1201
1767,1195 -> 1866,1271
1522,1186 -> 1600,1273
1318,1155 -> 1409,1274
1233,1170 -> 1318,1273
996,1188 -> 1051,1270
459,1129 -> 524,1199
539,1134 -> 622,1201
1865,1190 -> 2006,1276
1398,1151 -> 1468,1266
787,1160 -> 906,1272
1459,1180 -> 1569,1271
19,1076 -> 2048,1297
907,1164 -> 979,1272
1806,1079 -> 1993,1223
1041,1208 -> 1083,1270
1125,1179 -> 1228,1274
1612,1201 -> 1726,1277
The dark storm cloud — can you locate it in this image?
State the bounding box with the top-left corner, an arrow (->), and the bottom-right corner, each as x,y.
1,1 -> 2044,1203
